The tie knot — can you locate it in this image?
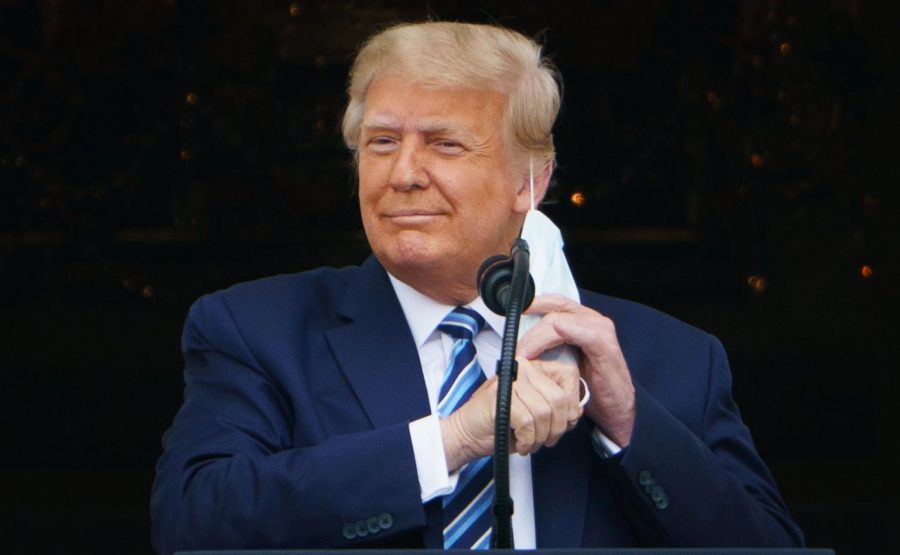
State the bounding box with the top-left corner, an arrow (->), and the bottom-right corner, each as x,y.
438,306 -> 485,341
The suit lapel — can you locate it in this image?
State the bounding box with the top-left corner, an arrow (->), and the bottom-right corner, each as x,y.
324,256 -> 432,428
531,421 -> 592,547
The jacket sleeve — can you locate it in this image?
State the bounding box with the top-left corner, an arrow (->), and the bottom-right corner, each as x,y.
150,293 -> 427,554
601,334 -> 805,547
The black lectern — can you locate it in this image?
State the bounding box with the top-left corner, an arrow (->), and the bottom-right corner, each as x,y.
177,549 -> 834,555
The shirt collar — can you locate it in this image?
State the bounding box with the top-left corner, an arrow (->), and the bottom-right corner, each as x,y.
387,273 -> 506,347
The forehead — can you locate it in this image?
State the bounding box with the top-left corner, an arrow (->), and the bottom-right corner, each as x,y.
361,75 -> 508,135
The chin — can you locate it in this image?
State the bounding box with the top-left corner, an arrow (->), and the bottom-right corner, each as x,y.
373,233 -> 443,269
381,247 -> 445,276
382,239 -> 477,286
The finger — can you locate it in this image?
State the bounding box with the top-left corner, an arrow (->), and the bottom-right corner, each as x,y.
517,314 -> 569,360
565,401 -> 583,431
523,361 -> 567,447
512,363 -> 551,452
520,315 -> 615,362
521,365 -> 569,447
551,316 -> 617,362
521,295 -> 616,360
509,390 -> 536,456
524,293 -> 586,316
533,359 -> 583,421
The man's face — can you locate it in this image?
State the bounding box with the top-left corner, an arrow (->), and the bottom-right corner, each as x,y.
357,75 -> 530,303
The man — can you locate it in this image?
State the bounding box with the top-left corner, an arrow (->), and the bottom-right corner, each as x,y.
151,21 -> 804,553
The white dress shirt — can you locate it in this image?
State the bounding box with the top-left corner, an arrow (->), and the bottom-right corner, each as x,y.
389,274 -> 538,549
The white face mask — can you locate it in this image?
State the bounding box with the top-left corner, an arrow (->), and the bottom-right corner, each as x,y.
518,159 -> 581,368
520,157 -> 580,303
521,208 -> 580,303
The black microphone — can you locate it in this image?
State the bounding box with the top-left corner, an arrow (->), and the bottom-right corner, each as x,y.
476,237 -> 534,549
477,245 -> 535,316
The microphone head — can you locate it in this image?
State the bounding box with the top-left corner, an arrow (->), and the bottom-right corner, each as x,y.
477,255 -> 511,315
477,254 -> 535,316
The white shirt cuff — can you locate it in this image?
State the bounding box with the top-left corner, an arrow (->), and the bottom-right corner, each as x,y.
408,414 -> 458,502
591,427 -> 624,458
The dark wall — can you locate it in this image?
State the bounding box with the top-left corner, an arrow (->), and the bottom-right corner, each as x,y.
1,1 -> 896,553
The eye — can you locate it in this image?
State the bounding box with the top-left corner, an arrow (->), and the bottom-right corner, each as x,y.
366,136 -> 398,153
432,139 -> 465,155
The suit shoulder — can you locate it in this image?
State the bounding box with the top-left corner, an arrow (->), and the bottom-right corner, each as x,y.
579,289 -> 712,348
188,266 -> 359,331
579,290 -> 725,418
218,266 -> 357,306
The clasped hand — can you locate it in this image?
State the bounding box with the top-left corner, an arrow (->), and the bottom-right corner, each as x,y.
441,356 -> 581,472
440,294 -> 636,472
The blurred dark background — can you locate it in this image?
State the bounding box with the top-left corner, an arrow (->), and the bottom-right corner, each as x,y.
1,0 -> 896,553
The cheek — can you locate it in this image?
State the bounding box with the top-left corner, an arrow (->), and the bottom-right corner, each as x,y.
469,180 -> 517,218
452,189 -> 513,242
357,164 -> 383,206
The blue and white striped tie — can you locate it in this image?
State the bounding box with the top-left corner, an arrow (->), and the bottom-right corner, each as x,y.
438,306 -> 493,550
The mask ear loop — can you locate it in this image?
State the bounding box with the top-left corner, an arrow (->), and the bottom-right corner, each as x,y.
529,157 -> 535,211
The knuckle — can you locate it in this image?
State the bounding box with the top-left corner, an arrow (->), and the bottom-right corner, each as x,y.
586,326 -> 604,343
599,315 -> 616,333
550,389 -> 568,408
542,360 -> 563,377
516,432 -> 534,451
520,413 -> 535,431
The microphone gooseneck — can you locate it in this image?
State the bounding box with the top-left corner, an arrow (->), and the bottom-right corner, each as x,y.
477,238 -> 534,549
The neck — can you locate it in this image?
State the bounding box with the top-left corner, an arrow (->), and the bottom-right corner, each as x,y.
387,266 -> 478,306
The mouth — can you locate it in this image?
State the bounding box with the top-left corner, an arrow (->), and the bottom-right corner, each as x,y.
383,209 -> 444,225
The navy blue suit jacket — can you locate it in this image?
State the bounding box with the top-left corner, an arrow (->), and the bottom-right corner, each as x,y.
151,256 -> 803,554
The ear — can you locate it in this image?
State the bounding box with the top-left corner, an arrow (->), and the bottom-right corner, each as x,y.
512,160 -> 552,214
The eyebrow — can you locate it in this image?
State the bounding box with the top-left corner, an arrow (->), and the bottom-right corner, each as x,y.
362,116 -> 475,141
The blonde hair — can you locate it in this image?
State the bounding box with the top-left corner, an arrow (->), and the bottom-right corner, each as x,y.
341,21 -> 560,171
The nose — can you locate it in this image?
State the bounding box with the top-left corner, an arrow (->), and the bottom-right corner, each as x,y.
388,138 -> 430,191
